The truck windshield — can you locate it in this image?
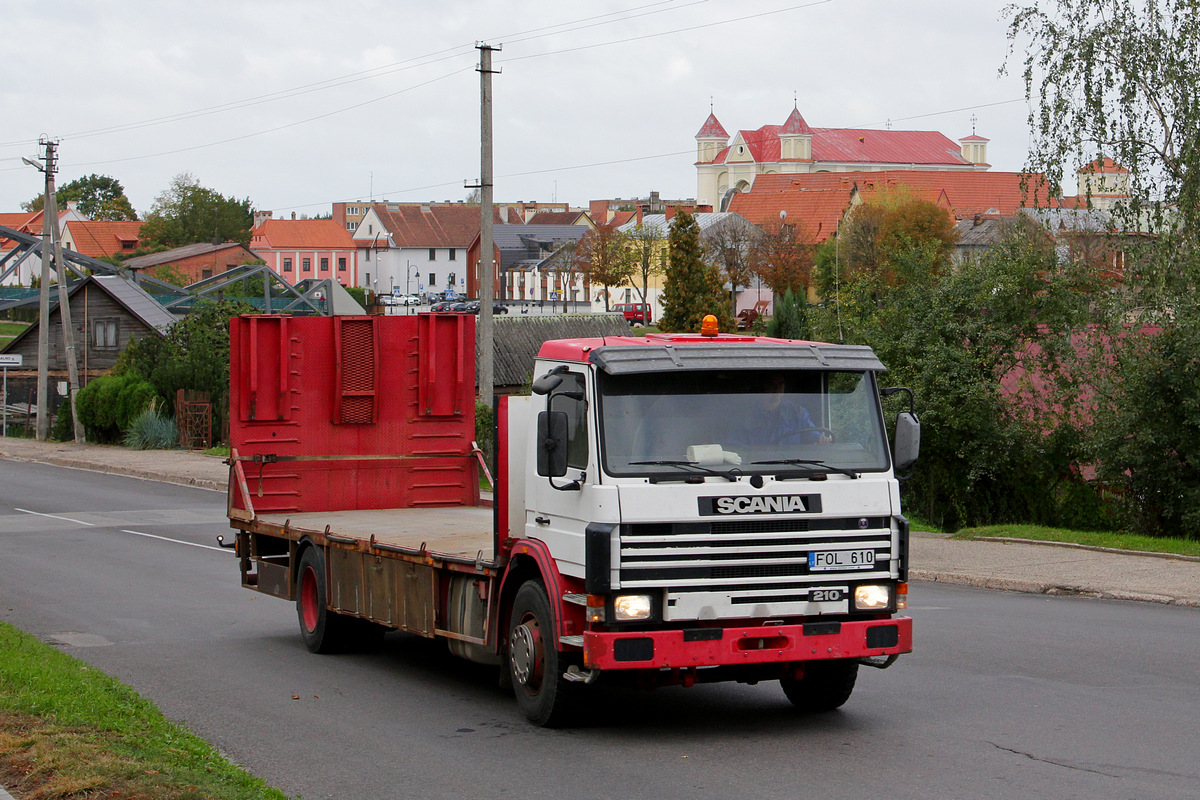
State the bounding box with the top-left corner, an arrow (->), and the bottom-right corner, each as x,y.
597,369 -> 890,478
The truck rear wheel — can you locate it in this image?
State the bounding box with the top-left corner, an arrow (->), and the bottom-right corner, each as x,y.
781,659 -> 859,712
297,547 -> 353,654
507,581 -> 576,727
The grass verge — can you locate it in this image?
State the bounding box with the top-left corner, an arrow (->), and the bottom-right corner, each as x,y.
0,621 -> 287,800
952,524 -> 1200,559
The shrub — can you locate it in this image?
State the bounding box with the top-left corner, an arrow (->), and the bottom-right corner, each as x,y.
76,375 -> 161,443
124,405 -> 179,450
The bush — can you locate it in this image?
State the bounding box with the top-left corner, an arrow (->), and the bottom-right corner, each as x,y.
76,375 -> 161,443
124,405 -> 179,450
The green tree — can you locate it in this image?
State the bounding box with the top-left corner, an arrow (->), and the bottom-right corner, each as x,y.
766,288 -> 811,341
1008,0 -> 1200,538
139,174 -> 254,249
117,300 -> 254,441
1005,0 -> 1200,233
573,223 -> 634,311
22,174 -> 137,220
659,210 -> 732,332
748,221 -> 816,301
811,222 -> 1104,531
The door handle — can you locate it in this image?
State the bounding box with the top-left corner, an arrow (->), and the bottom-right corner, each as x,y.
535,516 -> 551,526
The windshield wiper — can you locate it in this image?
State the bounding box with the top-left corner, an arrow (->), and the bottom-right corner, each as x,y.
750,458 -> 860,479
629,460 -> 740,482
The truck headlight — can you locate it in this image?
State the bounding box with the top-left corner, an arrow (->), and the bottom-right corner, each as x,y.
854,584 -> 891,610
613,594 -> 653,621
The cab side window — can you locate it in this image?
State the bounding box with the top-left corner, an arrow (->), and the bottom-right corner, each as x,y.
550,372 -> 589,470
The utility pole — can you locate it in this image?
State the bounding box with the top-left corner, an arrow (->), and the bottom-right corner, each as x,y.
475,42 -> 500,407
47,154 -> 85,443
24,139 -> 85,442
23,141 -> 53,441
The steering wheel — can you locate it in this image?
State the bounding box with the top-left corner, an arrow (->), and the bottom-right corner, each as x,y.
777,426 -> 835,444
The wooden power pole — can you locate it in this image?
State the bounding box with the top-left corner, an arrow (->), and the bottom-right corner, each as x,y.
476,42 -> 500,407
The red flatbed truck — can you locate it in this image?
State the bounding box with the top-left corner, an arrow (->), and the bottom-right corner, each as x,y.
225,312 -> 919,726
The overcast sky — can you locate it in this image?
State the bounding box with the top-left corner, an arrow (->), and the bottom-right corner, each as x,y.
2,0 -> 1039,219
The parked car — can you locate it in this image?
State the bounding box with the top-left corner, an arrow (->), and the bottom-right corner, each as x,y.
613,302 -> 652,325
463,301 -> 509,315
431,300 -> 456,312
396,294 -> 421,306
378,294 -> 400,306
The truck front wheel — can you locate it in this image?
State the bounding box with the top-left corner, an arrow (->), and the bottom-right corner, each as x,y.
507,581 -> 576,727
297,547 -> 353,654
781,659 -> 859,712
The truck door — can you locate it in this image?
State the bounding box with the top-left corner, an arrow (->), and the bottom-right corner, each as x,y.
527,368 -> 610,580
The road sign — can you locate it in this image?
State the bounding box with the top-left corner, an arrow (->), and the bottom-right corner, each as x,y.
0,355 -> 23,367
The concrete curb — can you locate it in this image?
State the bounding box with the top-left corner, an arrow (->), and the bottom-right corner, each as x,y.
0,449 -> 225,493
971,535 -> 1200,563
909,568 -> 1200,607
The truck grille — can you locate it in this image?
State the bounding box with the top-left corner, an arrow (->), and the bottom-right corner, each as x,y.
617,518 -> 892,590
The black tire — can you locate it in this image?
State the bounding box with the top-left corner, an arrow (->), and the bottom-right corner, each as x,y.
507,581 -> 577,727
296,546 -> 354,654
781,659 -> 859,712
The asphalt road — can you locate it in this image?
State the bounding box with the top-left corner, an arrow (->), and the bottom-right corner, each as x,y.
2,460 -> 1199,799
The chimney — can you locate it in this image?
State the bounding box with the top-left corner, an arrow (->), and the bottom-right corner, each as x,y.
291,212 -> 297,220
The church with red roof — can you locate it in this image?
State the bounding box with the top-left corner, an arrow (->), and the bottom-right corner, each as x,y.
696,106 -> 990,211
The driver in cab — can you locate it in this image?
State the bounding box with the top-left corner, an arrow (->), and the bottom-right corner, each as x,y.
743,374 -> 831,446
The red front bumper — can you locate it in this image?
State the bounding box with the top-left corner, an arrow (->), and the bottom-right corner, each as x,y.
582,616 -> 912,671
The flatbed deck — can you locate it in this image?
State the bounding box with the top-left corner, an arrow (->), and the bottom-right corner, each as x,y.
255,506 -> 496,562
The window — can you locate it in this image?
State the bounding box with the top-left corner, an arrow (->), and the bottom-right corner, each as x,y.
283,258 -> 293,272
550,373 -> 590,470
320,257 -> 329,271
302,258 -> 311,272
347,222 -> 358,231
338,258 -> 347,272
448,249 -> 456,261
429,248 -> 437,261
201,269 -> 213,279
429,273 -> 436,286
365,249 -> 371,261
347,206 -> 360,215
92,319 -> 118,349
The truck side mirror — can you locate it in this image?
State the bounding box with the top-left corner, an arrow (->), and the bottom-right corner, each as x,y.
893,411 -> 921,472
537,411 -> 570,477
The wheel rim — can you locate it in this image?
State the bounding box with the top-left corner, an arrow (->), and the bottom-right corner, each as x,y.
510,614 -> 544,691
300,565 -> 319,632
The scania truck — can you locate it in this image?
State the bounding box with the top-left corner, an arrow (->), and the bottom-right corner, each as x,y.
224,312 -> 919,726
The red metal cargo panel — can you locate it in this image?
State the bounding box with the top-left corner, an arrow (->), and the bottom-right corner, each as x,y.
229,314 -> 478,515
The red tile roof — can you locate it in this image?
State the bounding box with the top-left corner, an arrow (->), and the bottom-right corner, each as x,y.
695,112 -> 729,139
730,170 -> 1059,242
62,220 -> 145,258
780,107 -> 812,136
371,204 -> 516,248
251,219 -> 356,249
714,126 -> 971,168
1079,158 -> 1129,174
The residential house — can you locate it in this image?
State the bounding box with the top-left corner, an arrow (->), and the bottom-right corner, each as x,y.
251,219 -> 358,287
121,241 -> 260,284
696,106 -> 991,211
60,219 -> 145,260
1,204 -> 89,285
351,203 -> 522,300
467,224 -> 590,305
1,275 -> 176,415
333,199 -> 567,234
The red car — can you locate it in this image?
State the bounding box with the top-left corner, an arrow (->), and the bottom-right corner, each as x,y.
613,302 -> 652,325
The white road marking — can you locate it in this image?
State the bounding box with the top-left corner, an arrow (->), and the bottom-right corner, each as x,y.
14,507 -> 95,526
120,529 -> 230,553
